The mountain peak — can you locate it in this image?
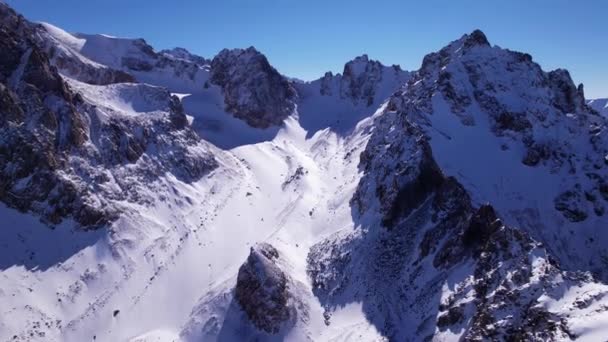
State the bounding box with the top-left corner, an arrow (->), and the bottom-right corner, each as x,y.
159,47 -> 208,65
349,54 -> 370,63
210,46 -> 297,128
342,54 -> 377,74
461,29 -> 490,48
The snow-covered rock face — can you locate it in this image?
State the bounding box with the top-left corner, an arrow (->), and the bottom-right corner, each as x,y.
4,2 -> 608,340
234,243 -> 294,334
341,55 -> 405,106
317,54 -> 410,106
210,47 -> 297,128
0,3 -> 216,228
160,47 -> 209,66
311,76 -> 608,339
0,4 -> 97,225
36,23 -> 136,85
372,29 -> 608,280
311,173 -> 593,340
588,98 -> 608,117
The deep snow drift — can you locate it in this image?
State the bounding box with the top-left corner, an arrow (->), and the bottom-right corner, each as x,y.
1,3 -> 608,342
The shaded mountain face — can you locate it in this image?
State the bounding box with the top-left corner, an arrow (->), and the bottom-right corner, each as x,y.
0,3 -> 216,228
209,47 -> 298,128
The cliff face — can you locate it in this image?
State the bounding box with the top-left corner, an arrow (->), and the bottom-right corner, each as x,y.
0,3 -> 216,228
210,47 -> 297,128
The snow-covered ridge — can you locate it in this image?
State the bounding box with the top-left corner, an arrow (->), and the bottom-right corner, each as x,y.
36,22 -> 136,85
309,54 -> 410,106
160,47 -> 209,66
588,98 -> 608,117
314,29 -> 608,340
38,21 -> 210,93
0,3 -> 216,228
36,17 -> 410,131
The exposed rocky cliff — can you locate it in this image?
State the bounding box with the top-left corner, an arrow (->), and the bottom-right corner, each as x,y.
318,54 -> 410,106
0,3 -> 216,228
235,243 -> 296,334
210,47 -> 297,128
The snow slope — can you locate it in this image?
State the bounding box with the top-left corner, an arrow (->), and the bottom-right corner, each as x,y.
0,83 -> 387,342
38,22 -> 210,93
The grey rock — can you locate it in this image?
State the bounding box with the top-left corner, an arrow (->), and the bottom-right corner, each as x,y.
210,47 -> 297,128
235,243 -> 292,334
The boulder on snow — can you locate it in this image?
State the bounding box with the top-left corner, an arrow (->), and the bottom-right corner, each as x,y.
235,243 -> 293,334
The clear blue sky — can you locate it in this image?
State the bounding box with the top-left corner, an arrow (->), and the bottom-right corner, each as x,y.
5,0 -> 608,98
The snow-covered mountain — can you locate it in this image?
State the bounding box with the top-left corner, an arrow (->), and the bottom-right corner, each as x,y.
1,3 -> 608,342
588,98 -> 608,117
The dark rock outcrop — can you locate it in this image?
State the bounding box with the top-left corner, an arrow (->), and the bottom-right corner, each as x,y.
0,3 -> 98,225
235,243 -> 293,334
0,3 -> 216,228
340,55 -> 386,106
210,47 -> 297,128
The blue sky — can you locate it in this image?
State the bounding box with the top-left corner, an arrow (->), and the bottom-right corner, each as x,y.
5,0 -> 607,98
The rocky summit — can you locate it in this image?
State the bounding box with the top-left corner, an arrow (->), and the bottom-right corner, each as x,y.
1,3 -> 607,342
